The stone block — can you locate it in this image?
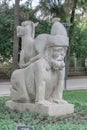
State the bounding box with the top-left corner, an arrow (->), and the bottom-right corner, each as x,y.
6,100 -> 74,116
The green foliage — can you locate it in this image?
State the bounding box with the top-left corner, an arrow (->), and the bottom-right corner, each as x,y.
70,23 -> 87,59
0,90 -> 87,129
0,6 -> 14,61
19,6 -> 38,22
35,20 -> 51,37
63,89 -> 87,104
36,124 -> 87,130
38,0 -> 67,21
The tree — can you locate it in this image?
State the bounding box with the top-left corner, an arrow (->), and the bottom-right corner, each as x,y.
67,0 -> 78,72
12,0 -> 20,71
36,0 -> 67,21
0,1 -> 14,61
65,0 -> 87,56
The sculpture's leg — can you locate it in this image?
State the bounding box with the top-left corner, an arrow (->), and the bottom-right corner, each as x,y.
35,80 -> 46,102
34,60 -> 51,105
52,68 -> 68,104
35,80 -> 51,105
10,70 -> 30,102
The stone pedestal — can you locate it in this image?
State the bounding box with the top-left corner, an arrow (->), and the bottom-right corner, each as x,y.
6,100 -> 74,116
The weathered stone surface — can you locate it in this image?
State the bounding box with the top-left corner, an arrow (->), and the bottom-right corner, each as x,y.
6,100 -> 74,116
10,19 -> 69,104
17,21 -> 38,68
6,18 -> 74,116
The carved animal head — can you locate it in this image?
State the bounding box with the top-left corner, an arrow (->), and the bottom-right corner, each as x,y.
17,21 -> 38,38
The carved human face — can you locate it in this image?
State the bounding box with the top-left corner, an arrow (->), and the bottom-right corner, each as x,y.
48,46 -> 67,70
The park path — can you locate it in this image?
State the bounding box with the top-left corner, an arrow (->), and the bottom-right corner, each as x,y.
66,77 -> 87,90
0,77 -> 87,96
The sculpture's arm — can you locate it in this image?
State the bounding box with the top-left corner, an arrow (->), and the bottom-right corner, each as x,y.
52,68 -> 68,104
52,68 -> 65,100
57,68 -> 65,100
19,50 -> 25,68
19,54 -> 42,68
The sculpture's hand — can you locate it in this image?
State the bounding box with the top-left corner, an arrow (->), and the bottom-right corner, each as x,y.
19,54 -> 42,68
19,61 -> 31,68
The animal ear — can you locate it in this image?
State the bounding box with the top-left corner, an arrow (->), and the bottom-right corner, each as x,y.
34,22 -> 39,27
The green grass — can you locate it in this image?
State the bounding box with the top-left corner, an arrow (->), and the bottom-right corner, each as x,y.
0,90 -> 87,130
64,89 -> 87,104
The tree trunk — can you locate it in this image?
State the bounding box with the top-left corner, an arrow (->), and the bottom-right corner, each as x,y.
69,0 -> 77,51
67,0 -> 78,76
12,0 -> 20,72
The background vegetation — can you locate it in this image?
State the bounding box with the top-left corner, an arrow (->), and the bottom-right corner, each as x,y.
0,0 -> 87,61
0,0 -> 87,73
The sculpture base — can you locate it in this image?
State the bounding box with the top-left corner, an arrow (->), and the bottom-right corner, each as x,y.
6,100 -> 74,116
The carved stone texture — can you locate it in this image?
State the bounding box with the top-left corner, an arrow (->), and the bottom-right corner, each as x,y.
6,101 -> 74,116
6,18 -> 74,116
17,21 -> 38,68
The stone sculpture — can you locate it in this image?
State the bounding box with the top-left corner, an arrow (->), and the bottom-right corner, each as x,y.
6,18 -> 74,116
17,21 -> 38,68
